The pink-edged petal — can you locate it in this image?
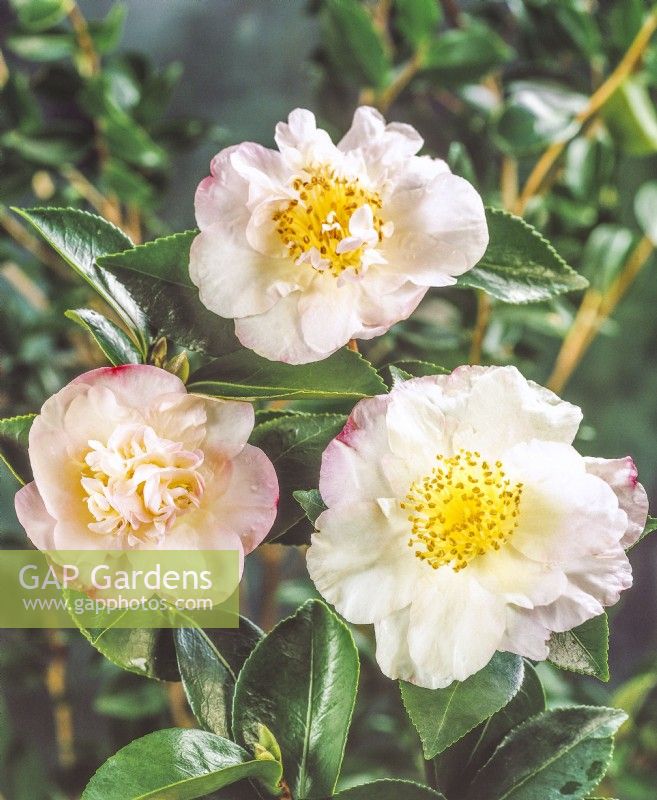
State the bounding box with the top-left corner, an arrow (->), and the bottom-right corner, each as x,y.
319,393 -> 407,505
195,144 -> 251,232
15,482 -> 56,550
307,500 -> 416,624
201,398 -> 255,459
207,444 -> 278,554
71,364 -> 186,404
189,224 -> 300,319
407,569 -> 507,687
584,456 -> 649,548
383,172 -> 488,284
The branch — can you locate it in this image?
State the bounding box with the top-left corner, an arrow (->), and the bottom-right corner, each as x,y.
514,10 -> 657,215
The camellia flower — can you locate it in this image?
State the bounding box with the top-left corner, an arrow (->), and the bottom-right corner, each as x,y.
307,366 -> 648,689
189,106 -> 488,364
15,365 -> 278,569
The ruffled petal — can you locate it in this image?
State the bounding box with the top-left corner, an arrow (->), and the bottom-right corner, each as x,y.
274,108 -> 338,168
406,569 -> 506,688
584,456 -> 649,548
307,500 -> 416,624
189,224 -> 300,319
383,172 -> 488,284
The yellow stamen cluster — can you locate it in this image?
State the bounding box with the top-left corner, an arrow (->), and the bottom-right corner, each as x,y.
272,166 -> 385,277
400,450 -> 523,572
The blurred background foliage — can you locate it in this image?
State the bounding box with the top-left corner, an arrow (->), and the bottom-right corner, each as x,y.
0,0 -> 656,797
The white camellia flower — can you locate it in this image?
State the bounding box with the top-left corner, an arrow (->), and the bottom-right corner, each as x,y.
307,366 -> 648,689
189,106 -> 488,364
15,365 -> 278,570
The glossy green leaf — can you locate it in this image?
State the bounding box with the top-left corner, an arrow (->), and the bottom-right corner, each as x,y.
548,614 -> 609,682
400,652 -> 525,759
174,621 -> 263,738
189,349 -> 386,401
0,414 -> 35,484
293,489 -> 326,526
422,22 -> 513,84
334,779 -> 446,799
457,208 -> 588,303
603,77 -> 657,156
250,413 -> 346,542
97,230 -> 197,288
82,728 -> 282,800
13,207 -> 147,352
232,599 -> 359,799
386,359 -> 449,383
65,308 -> 143,366
634,181 -> 657,245
464,706 -> 627,800
322,0 -> 391,89
394,0 -> 442,49
432,661 -> 545,798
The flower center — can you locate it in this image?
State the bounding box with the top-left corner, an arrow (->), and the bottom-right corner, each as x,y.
400,450 -> 524,572
272,166 -> 390,277
81,423 -> 205,544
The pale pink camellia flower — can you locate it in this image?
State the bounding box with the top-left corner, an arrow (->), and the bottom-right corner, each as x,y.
307,366 -> 649,689
189,106 -> 489,364
15,365 -> 278,570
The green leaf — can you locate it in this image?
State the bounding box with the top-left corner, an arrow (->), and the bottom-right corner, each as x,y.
1,129 -> 90,166
464,706 -> 627,800
385,359 -> 449,384
322,0 -> 392,89
97,230 -> 197,288
0,414 -> 35,484
65,309 -> 143,366
394,0 -> 442,49
13,207 -> 148,352
189,349 -> 386,402
634,181 -> 657,245
9,0 -> 69,31
422,21 -> 513,85
400,652 -> 525,759
250,414 -> 346,543
457,208 -> 588,303
334,779 -> 446,799
232,599 -> 359,799
293,489 -> 326,526
82,728 -> 282,800
603,77 -> 657,156
7,32 -> 75,61
432,661 -> 545,798
89,3 -> 127,54
548,614 -> 609,682
579,225 -> 635,293
174,622 -> 264,738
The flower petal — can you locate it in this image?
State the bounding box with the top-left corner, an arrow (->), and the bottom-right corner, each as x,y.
307,500 -> 416,624
15,481 -> 56,550
202,398 -> 255,459
584,456 -> 649,548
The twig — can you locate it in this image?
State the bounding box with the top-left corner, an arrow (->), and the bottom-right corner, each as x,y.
547,236 -> 654,393
514,10 -> 657,215
259,546 -> 283,631
60,165 -> 109,216
45,630 -> 76,769
375,51 -> 423,113
0,47 -> 8,89
500,156 -> 518,211
440,0 -> 462,28
347,339 -> 360,353
67,0 -> 100,77
166,682 -> 196,728
469,290 -> 491,364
